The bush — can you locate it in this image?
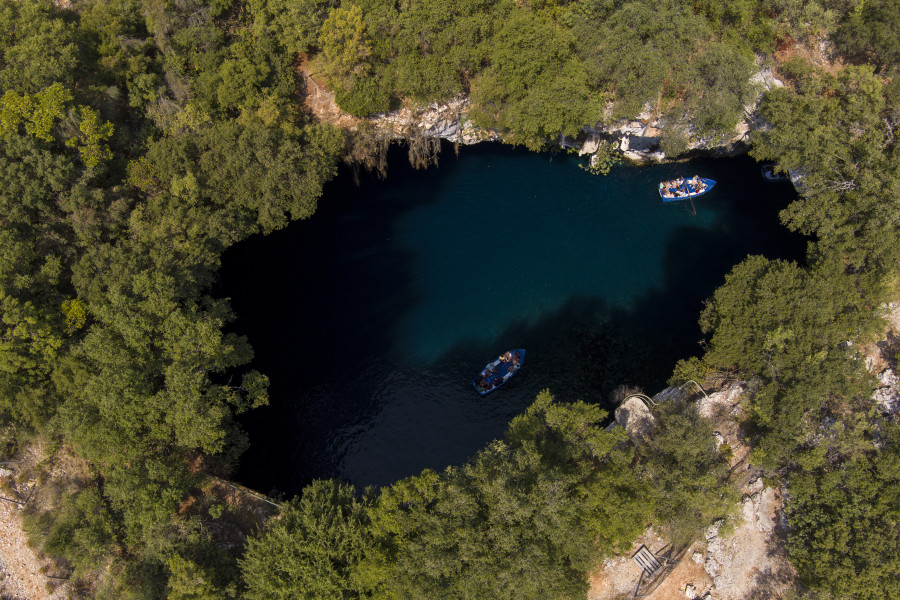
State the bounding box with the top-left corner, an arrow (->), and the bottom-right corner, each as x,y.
659,124 -> 691,158
24,486 -> 117,577
334,76 -> 391,117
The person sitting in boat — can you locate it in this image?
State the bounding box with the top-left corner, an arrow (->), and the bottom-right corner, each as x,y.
512,351 -> 521,366
499,351 -> 512,363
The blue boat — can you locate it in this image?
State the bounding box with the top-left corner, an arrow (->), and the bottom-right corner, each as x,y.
659,176 -> 716,201
472,349 -> 525,396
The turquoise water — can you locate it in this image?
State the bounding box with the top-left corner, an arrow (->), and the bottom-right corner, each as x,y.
221,144 -> 804,494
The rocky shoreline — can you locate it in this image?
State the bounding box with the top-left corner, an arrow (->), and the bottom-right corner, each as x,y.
364,59 -> 785,165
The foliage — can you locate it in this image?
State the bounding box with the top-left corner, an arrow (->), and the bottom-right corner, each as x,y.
3,0 -> 900,597
319,4 -> 372,85
750,65 -> 900,271
333,75 -> 391,117
659,123 -> 691,157
241,480 -> 372,600
698,255 -> 875,465
785,424 -> 900,599
387,0 -> 496,101
0,0 -> 79,94
356,391 -> 653,600
23,486 -> 118,577
834,0 -> 900,74
469,8 -> 599,149
637,403 -> 735,544
579,140 -> 622,175
686,42 -> 757,137
568,0 -> 710,121
250,0 -> 339,55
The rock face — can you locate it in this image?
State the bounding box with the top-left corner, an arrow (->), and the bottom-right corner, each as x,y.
697,383 -> 747,420
371,96 -> 500,145
873,369 -> 900,414
614,397 -> 656,443
366,58 -> 784,165
866,302 -> 900,415
702,477 -> 793,600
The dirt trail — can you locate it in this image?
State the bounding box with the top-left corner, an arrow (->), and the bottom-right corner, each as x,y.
0,472 -> 67,600
297,56 -> 359,129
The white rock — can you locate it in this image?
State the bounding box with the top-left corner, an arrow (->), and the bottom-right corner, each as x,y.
0,467 -> 12,478
685,583 -> 697,599
713,431 -> 725,450
579,136 -> 600,155
742,497 -> 755,524
748,477 -> 764,494
614,397 -> 656,443
705,520 -> 722,541
704,557 -> 720,577
697,383 -> 746,418
692,551 -> 704,564
756,487 -> 776,532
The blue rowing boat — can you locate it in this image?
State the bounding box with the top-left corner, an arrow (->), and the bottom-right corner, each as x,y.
659,176 -> 716,201
473,349 -> 525,396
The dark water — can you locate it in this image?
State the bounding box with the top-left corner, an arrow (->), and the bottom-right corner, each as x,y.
220,144 -> 804,496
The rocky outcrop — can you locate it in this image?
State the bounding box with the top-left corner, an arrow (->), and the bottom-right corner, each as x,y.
614,397 -> 656,443
371,96 -> 500,145
861,302 -> 900,415
366,58 -> 785,165
700,477 -> 793,600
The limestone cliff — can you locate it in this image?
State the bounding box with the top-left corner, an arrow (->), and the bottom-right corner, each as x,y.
357,59 -> 785,165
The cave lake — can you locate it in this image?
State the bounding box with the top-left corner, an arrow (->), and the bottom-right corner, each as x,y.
219,143 -> 804,496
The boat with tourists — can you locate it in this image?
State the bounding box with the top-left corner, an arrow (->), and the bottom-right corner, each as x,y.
473,349 -> 525,396
658,175 -> 715,201
760,163 -> 790,182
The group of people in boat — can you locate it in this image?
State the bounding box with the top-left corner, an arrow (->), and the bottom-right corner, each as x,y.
660,175 -> 707,199
474,350 -> 522,393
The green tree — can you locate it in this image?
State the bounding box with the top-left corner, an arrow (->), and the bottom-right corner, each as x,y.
249,0 -> 339,56
24,486 -> 118,578
637,404 -> 735,544
0,0 -> 79,94
786,424 -> 900,599
241,480 -> 372,600
319,4 -> 372,84
469,8 -> 599,149
835,0 -> 900,73
569,0 -> 710,120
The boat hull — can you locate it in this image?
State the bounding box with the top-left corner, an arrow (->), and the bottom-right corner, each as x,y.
473,349 -> 526,396
659,177 -> 716,202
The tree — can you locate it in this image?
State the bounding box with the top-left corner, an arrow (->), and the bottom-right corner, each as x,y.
569,0 -> 710,120
249,0 -> 339,56
469,8 -> 599,149
750,65 -> 899,271
0,0 -> 79,94
319,4 -> 372,84
637,404 -> 734,545
241,480 -> 372,600
786,424 -> 900,599
835,0 -> 900,74
362,391 -> 641,600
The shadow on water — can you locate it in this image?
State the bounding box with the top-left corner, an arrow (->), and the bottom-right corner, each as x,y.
220,144 -> 805,496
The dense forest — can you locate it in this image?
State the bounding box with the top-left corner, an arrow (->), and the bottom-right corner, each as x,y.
1,0 -> 900,597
